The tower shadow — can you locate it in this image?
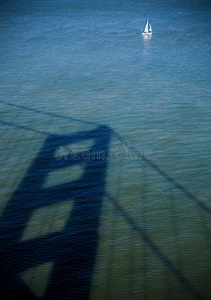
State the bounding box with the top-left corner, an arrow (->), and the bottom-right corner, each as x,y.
0,125 -> 111,300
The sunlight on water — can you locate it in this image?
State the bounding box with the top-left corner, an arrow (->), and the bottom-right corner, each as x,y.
21,200 -> 73,241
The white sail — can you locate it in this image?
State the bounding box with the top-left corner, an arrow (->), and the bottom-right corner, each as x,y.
149,22 -> 152,32
144,19 -> 149,33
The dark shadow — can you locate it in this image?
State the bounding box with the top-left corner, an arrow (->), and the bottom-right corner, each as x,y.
0,125 -> 111,300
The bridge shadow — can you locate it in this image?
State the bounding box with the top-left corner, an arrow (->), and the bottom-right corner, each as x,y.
0,100 -> 210,300
0,125 -> 111,300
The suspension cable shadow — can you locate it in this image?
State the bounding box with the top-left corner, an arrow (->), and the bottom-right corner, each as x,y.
106,192 -> 204,300
112,131 -> 211,215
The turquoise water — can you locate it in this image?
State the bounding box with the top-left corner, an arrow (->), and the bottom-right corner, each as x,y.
0,1 -> 210,299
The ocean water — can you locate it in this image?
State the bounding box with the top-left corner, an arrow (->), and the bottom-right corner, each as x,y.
0,0 -> 210,299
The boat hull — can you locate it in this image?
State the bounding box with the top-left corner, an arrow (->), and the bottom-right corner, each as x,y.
142,32 -> 152,36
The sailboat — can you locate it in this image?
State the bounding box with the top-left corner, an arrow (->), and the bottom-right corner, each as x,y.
142,19 -> 152,36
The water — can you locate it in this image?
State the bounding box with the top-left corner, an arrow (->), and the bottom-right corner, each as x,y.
0,1 -> 210,299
